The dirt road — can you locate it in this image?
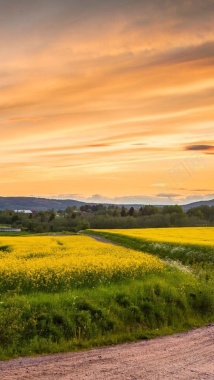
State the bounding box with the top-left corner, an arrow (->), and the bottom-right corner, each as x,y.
84,234 -> 120,245
1,324 -> 213,380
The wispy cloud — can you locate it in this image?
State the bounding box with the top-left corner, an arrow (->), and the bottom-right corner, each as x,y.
156,193 -> 181,198
0,0 -> 213,199
185,145 -> 214,151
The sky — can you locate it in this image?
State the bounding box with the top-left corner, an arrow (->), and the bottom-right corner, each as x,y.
1,0 -> 214,205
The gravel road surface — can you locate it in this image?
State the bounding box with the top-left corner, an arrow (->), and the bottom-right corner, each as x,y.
1,324 -> 214,380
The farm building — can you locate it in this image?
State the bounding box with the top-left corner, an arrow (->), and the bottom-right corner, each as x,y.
14,210 -> 33,214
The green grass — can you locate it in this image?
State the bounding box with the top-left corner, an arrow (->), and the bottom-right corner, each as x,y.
0,231 -> 29,236
85,230 -> 214,285
85,230 -> 214,264
0,229 -> 213,359
0,266 -> 213,359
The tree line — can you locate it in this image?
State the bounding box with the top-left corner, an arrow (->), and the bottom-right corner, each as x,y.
0,204 -> 213,233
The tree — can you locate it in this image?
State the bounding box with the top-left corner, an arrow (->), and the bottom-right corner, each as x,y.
121,206 -> 127,217
76,219 -> 90,231
128,207 -> 135,217
49,210 -> 55,222
162,205 -> 184,215
140,205 -> 159,216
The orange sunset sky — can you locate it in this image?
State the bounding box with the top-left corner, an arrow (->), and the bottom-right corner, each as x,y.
1,0 -> 214,204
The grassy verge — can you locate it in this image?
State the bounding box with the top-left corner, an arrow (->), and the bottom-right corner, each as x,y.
85,230 -> 214,285
0,267 -> 213,359
0,232 -> 29,236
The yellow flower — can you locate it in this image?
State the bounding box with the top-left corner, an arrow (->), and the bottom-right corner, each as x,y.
0,235 -> 163,292
96,227 -> 214,246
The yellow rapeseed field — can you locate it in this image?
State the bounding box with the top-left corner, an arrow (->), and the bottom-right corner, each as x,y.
96,227 -> 214,246
0,236 -> 163,292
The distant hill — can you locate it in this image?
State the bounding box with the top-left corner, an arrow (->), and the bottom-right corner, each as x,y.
0,196 -> 213,212
0,197 -> 86,211
182,199 -> 214,211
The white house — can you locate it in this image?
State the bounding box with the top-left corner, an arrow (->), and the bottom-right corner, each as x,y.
14,210 -> 33,214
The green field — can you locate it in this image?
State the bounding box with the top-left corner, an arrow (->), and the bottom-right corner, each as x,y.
0,230 -> 213,359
